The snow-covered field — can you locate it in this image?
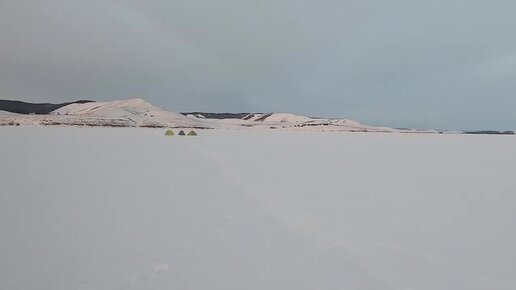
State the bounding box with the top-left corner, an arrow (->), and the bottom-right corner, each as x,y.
1,127 -> 516,290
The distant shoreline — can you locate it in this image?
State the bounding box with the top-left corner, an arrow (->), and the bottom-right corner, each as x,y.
1,99 -> 514,135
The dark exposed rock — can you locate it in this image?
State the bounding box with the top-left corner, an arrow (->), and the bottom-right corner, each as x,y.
255,113 -> 273,121
464,131 -> 515,135
0,99 -> 92,115
181,112 -> 255,119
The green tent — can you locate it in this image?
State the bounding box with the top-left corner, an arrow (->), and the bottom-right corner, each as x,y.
187,130 -> 198,136
178,130 -> 186,136
165,129 -> 175,136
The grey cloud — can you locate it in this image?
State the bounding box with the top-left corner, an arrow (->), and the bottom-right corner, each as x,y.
1,0 -> 516,129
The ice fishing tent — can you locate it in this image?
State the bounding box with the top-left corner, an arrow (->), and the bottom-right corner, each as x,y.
178,130 -> 186,136
165,129 -> 175,136
188,130 -> 198,136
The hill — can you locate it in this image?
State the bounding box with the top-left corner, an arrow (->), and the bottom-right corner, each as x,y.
0,99 -> 92,114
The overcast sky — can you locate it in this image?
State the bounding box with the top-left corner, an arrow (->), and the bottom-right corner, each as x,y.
1,0 -> 515,130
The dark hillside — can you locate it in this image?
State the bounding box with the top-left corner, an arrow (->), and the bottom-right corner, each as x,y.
0,100 -> 92,114
181,112 -> 254,119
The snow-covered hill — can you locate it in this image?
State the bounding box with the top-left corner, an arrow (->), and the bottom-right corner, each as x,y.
0,99 -> 209,128
51,99 -> 209,128
186,112 -> 399,132
0,99 -> 395,132
0,98 -> 468,133
1,99 -> 514,133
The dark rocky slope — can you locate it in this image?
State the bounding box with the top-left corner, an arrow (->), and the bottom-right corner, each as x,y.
0,100 -> 92,115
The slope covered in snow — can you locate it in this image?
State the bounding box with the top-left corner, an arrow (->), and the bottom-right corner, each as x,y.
1,99 -> 513,133
0,100 -> 396,132
51,99 -> 209,128
1,127 -> 516,290
186,112 -> 398,132
0,99 -> 209,128
258,113 -> 314,123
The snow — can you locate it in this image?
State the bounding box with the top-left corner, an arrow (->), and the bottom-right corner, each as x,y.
1,99 -> 419,132
51,99 -> 209,128
1,127 -> 516,290
0,99 -> 208,128
259,113 -> 315,123
183,112 -> 397,132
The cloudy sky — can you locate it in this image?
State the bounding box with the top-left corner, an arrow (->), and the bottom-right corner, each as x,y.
1,0 -> 515,130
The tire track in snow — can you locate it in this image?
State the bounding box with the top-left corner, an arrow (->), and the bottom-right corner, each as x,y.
191,141 -> 509,290
192,142 -> 397,290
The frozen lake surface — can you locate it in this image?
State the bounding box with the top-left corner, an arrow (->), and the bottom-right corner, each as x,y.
1,127 -> 516,290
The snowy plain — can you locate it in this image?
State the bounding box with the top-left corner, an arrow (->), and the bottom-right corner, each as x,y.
1,127 -> 516,290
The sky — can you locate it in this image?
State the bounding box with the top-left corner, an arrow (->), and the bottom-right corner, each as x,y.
1,0 -> 515,130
